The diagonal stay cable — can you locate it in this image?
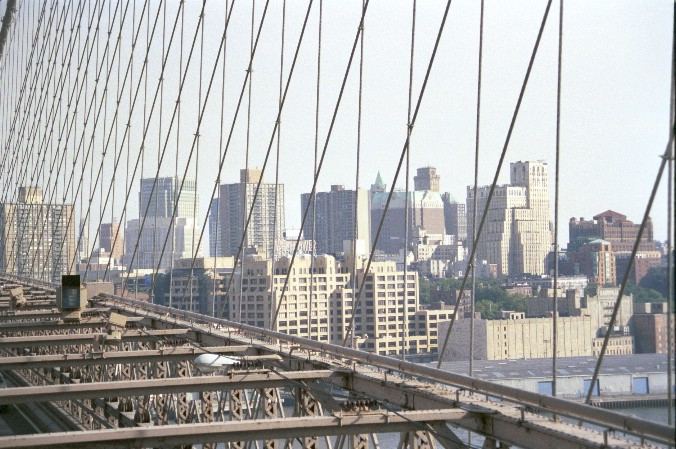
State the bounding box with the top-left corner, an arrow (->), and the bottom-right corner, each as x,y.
344,0 -> 453,347
50,0 -> 135,278
120,0 -> 210,297
100,0 -> 187,282
79,0 -> 163,278
10,0 -> 88,279
584,132 -> 674,404
437,0 -> 554,367
30,0 -> 121,280
39,0 -> 131,281
267,0 -> 370,327
24,0 -> 105,281
1,1 -> 74,276
146,0 -> 241,301
175,0 -> 315,321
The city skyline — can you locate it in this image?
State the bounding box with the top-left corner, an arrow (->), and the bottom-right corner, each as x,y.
39,0 -> 671,256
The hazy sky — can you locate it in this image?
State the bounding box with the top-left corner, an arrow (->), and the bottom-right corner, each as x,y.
2,0 -> 673,253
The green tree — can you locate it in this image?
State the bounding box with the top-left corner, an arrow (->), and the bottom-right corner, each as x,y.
638,266 -> 668,297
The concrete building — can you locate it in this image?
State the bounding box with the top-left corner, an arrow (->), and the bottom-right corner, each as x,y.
440,313 -> 595,361
414,166 -> 440,192
208,197 -> 221,257
126,177 -> 199,270
161,256 -> 235,315
436,354 -> 671,399
442,193 -> 467,242
466,161 -> 552,277
441,287 -> 634,361
0,187 -> 76,282
300,185 -> 370,256
568,239 -> 617,286
217,168 -> 284,259
124,217 -> 197,270
223,253 -> 419,356
140,176 -> 197,220
631,308 -> 672,354
370,172 -> 446,256
99,221 -> 124,263
569,211 -> 660,284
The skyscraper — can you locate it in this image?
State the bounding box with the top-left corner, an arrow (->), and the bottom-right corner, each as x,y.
301,185 -> 370,255
217,168 -> 284,259
442,193 -> 467,242
99,220 -> 124,263
0,187 -> 76,282
466,161 -> 552,276
370,171 -> 446,255
126,177 -> 199,270
414,166 -> 440,192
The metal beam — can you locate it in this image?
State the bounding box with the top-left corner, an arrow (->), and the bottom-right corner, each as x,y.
0,345 -> 255,369
0,370 -> 344,404
0,409 -> 469,449
0,329 -> 193,348
0,319 -> 108,332
98,296 -> 675,447
0,308 -> 109,321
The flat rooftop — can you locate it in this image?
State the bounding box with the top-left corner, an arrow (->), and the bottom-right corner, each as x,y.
433,354 -> 669,380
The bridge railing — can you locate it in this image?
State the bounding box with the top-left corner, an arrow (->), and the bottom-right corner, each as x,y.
93,291 -> 674,447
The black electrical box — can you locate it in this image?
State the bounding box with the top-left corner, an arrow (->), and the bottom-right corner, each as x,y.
61,274 -> 81,310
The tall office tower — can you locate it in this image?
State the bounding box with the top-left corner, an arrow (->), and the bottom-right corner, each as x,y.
370,172 -> 446,255
442,193 -> 467,242
300,185 -> 370,255
218,168 -> 285,259
466,161 -> 552,277
414,166 -> 440,192
139,176 -> 197,219
125,217 -> 197,269
208,197 -> 221,257
77,218 -> 90,260
99,220 -> 124,262
126,177 -> 199,270
0,187 -> 76,282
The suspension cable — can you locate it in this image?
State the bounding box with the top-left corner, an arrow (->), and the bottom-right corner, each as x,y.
98,0 -> 188,286
349,0 -> 365,349
400,0 -> 416,359
468,0 -> 484,379
584,133 -> 674,404
552,0 -> 563,397
120,0 -> 221,297
437,0 -> 554,367
344,0 -> 453,347
182,0 -> 316,321
247,0 -> 369,327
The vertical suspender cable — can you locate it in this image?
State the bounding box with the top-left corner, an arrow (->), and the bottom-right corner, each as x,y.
469,0 -> 484,378
665,1 -> 674,425
270,0 -> 285,316
552,0 -> 563,397
238,0 -> 256,324
213,0 -> 230,316
350,0 -> 365,349
169,2 -> 185,307
309,0 -> 322,341
189,1 -> 205,312
401,0 -> 416,359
